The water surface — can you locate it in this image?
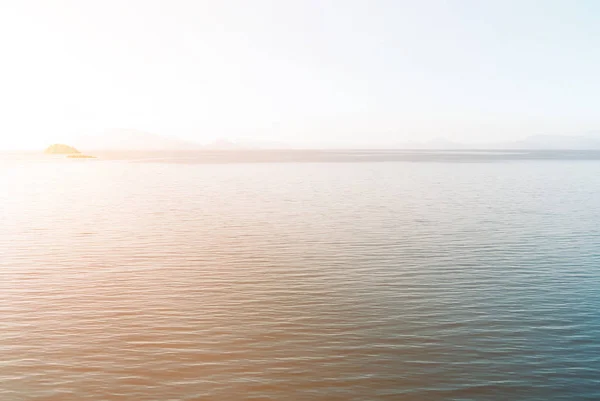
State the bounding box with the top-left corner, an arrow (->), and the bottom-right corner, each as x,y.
1,151 -> 600,400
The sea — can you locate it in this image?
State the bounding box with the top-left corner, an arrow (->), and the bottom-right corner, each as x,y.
1,150 -> 600,400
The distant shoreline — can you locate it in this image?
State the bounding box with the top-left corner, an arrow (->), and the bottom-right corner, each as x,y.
0,149 -> 593,164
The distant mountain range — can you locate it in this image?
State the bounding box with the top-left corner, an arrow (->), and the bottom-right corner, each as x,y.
72,129 -> 281,151
393,132 -> 600,150
506,132 -> 600,150
70,129 -> 600,151
72,129 -> 204,151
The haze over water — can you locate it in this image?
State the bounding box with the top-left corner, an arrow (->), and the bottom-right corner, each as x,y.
2,151 -> 600,400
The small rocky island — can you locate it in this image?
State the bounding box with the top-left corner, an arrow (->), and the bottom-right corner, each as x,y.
45,144 -> 80,154
45,144 -> 96,159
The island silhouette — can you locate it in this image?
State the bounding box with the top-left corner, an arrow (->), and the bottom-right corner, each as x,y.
45,144 -> 80,154
45,144 -> 95,158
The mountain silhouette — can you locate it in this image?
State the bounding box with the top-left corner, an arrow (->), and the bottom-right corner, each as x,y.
73,129 -> 203,151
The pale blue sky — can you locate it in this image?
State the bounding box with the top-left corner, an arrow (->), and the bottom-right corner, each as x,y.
1,0 -> 599,148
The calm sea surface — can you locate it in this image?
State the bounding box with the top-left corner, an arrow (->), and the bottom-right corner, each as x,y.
2,151 -> 600,400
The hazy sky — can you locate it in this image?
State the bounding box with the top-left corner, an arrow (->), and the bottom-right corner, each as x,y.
1,0 -> 600,149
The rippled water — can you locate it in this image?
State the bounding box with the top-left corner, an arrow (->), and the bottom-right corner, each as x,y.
2,152 -> 600,400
